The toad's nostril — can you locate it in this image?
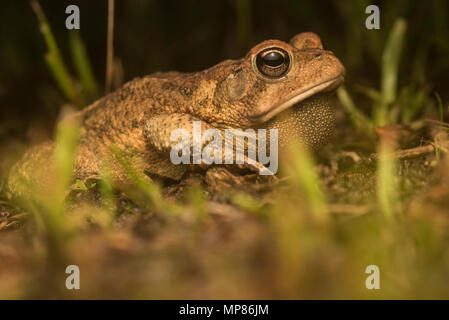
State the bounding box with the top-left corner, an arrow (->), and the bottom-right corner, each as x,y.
314,53 -> 323,58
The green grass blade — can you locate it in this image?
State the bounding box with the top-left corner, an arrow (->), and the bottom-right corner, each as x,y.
36,113 -> 80,245
69,31 -> 99,98
378,18 -> 407,126
54,121 -> 80,192
376,141 -> 401,223
337,86 -> 374,136
435,92 -> 444,123
109,145 -> 163,209
400,89 -> 429,123
434,92 -> 445,159
30,0 -> 81,106
288,142 -> 329,223
187,186 -> 207,220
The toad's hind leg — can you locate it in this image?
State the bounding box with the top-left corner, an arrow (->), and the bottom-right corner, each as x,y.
7,141 -> 56,200
7,142 -> 101,200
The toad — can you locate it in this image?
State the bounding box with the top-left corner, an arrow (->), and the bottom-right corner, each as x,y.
8,32 -> 345,198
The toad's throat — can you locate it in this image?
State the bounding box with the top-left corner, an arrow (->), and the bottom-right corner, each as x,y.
253,75 -> 344,124
259,92 -> 337,150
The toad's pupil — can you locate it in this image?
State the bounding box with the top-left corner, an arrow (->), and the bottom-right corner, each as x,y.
262,52 -> 284,67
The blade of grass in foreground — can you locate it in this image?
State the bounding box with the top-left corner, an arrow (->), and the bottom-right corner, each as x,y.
69,31 -> 99,98
287,142 -> 329,223
435,93 -> 444,125
337,86 -> 374,136
434,92 -> 446,160
30,0 -> 81,106
187,186 -> 207,220
45,114 -> 80,237
19,114 -> 80,260
109,145 -> 163,210
377,18 -> 407,126
376,136 -> 401,223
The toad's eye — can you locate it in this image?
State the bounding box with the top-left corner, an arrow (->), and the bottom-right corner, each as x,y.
255,47 -> 290,78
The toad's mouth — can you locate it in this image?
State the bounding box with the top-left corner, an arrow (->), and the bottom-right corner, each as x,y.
252,75 -> 344,124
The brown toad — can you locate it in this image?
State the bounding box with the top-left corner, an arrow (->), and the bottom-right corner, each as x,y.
8,32 -> 345,198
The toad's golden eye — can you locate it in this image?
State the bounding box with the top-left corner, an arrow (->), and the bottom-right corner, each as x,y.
255,47 -> 290,78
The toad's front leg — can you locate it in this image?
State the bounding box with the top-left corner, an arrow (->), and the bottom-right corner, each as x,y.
143,113 -> 273,180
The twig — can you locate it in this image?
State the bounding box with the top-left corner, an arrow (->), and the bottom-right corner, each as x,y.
424,119 -> 449,128
105,0 -> 115,93
393,145 -> 436,159
370,140 -> 449,160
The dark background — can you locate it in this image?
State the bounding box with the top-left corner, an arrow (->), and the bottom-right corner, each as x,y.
0,0 -> 448,142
